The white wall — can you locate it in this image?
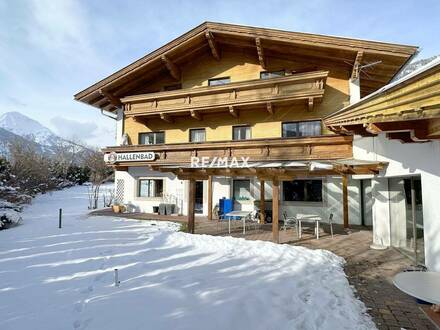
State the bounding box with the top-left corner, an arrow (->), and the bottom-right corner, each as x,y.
354,134 -> 440,271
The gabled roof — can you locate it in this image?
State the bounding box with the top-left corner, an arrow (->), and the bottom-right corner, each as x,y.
74,22 -> 418,112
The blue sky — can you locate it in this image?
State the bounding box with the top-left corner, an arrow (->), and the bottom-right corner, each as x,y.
1,0 -> 439,146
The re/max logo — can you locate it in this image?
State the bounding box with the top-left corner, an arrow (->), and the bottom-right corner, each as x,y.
190,156 -> 250,168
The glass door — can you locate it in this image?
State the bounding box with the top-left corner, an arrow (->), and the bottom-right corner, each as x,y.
389,176 -> 424,265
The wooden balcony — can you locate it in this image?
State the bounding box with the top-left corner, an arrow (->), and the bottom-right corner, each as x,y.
103,135 -> 352,167
121,71 -> 328,121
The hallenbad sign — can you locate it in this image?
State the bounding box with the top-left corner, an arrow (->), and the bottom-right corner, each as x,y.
105,151 -> 155,164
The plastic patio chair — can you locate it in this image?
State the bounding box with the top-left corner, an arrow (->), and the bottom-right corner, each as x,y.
282,211 -> 297,232
328,213 -> 334,238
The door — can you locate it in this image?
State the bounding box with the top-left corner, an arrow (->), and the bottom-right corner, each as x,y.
195,181 -> 204,214
389,176 -> 424,265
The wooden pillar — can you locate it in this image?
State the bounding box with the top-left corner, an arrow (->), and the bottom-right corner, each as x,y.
272,179 -> 280,243
342,175 -> 349,229
187,179 -> 196,233
207,176 -> 213,221
259,180 -> 265,224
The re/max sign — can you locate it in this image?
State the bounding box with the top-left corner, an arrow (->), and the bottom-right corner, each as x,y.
191,156 -> 250,168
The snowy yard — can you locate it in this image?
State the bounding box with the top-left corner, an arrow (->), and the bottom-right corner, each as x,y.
0,186 -> 375,330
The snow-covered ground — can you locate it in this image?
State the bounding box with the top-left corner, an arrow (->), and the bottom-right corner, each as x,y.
0,186 -> 375,330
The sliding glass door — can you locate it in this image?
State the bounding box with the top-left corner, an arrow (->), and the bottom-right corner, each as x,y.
389,176 -> 424,265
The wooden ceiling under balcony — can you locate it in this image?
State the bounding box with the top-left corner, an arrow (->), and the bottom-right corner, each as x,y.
74,22 -> 418,112
122,71 -> 327,122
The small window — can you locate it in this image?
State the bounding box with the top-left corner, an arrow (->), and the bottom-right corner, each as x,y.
190,128 -> 206,142
260,70 -> 285,79
233,126 -> 251,140
208,77 -> 231,86
139,132 -> 165,145
282,121 -> 321,138
233,180 -> 251,200
163,84 -> 181,91
138,179 -> 163,198
283,180 -> 322,202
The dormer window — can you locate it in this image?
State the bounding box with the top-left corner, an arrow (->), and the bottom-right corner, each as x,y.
208,77 -> 231,86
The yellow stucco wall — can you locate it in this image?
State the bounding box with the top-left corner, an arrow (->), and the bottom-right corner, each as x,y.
124,48 -> 349,144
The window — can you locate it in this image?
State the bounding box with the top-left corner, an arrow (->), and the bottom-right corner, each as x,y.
208,77 -> 231,86
283,180 -> 322,202
163,84 -> 181,91
190,128 -> 206,142
233,126 -> 251,140
138,179 -> 163,198
260,70 -> 285,79
233,180 -> 251,200
139,132 -> 165,144
282,121 -> 321,138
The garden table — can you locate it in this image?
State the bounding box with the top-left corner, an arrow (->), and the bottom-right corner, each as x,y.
224,210 -> 252,235
393,272 -> 440,305
296,214 -> 322,239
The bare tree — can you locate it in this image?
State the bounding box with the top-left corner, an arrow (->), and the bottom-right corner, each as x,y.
82,148 -> 113,209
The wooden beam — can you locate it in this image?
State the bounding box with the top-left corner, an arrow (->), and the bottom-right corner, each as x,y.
266,102 -> 273,115
351,51 -> 364,80
187,179 -> 196,233
255,37 -> 266,69
342,175 -> 349,229
229,105 -> 238,118
99,89 -> 122,107
308,97 -> 314,112
205,31 -> 220,60
259,180 -> 265,224
160,113 -> 173,123
161,55 -> 180,80
190,110 -> 202,121
207,176 -> 213,221
272,179 -> 280,243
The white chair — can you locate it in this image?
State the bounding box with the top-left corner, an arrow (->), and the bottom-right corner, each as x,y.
245,210 -> 260,232
328,213 -> 334,238
283,211 -> 297,232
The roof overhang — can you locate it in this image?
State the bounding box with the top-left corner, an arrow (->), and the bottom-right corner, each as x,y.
325,58 -> 440,143
74,22 -> 418,112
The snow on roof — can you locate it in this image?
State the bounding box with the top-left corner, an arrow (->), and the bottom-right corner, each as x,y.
328,56 -> 440,117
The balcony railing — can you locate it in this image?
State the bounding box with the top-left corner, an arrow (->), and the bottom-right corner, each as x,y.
121,71 -> 328,119
103,135 -> 352,166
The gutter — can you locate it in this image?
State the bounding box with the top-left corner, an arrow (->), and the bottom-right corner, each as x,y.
101,109 -> 118,120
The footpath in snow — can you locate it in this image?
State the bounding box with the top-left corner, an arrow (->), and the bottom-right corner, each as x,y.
0,185 -> 375,330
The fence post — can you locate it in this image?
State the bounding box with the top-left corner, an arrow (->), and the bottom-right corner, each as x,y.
58,208 -> 62,228
114,269 -> 120,287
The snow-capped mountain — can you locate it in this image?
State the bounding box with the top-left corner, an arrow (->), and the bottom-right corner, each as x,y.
0,111 -> 89,157
0,111 -> 62,147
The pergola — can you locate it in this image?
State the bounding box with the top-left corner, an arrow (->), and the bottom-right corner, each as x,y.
152,159 -> 386,242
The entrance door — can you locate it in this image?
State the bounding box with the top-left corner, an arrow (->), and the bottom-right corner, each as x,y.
195,181 -> 204,214
389,176 -> 424,265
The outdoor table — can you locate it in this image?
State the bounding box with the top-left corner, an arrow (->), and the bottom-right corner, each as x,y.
393,272 -> 440,305
224,211 -> 252,235
296,214 -> 322,239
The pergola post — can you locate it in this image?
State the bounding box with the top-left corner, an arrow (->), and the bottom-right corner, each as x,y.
272,179 -> 280,243
259,180 -> 265,224
207,176 -> 213,221
187,179 -> 196,233
342,175 -> 349,229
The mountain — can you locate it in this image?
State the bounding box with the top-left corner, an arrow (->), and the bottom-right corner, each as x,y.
0,111 -> 63,147
0,127 -> 45,156
0,112 -> 89,157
